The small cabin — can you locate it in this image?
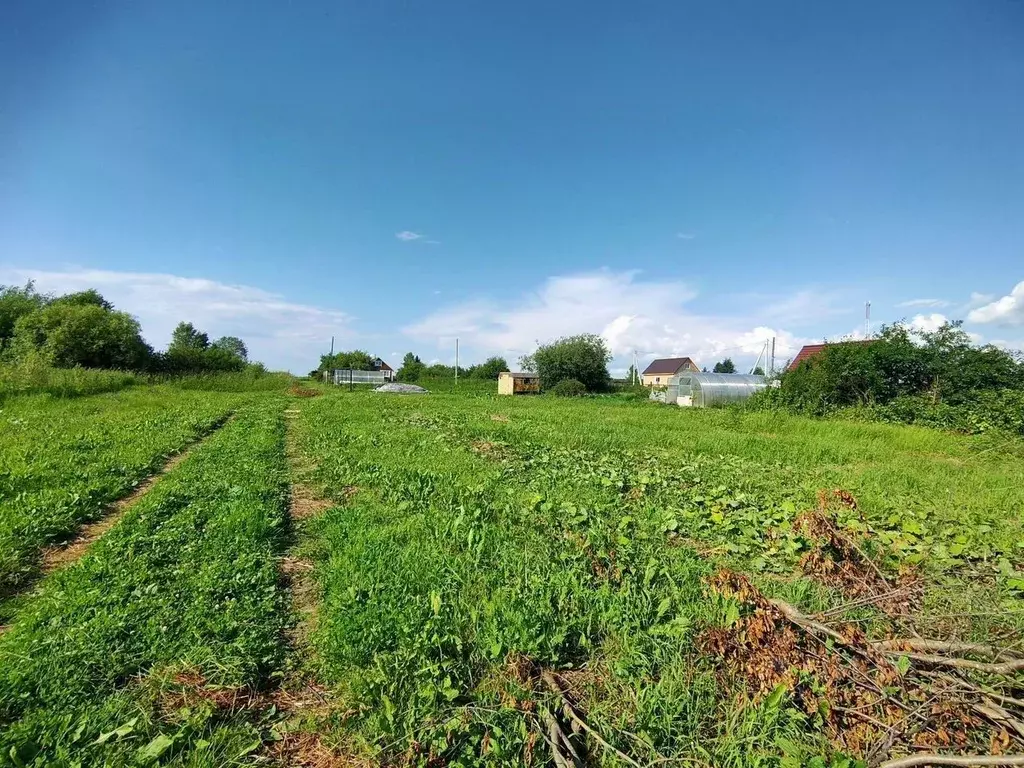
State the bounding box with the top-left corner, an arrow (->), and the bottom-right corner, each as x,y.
498,371 -> 540,395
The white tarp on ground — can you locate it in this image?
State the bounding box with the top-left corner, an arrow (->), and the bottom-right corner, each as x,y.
374,383 -> 429,394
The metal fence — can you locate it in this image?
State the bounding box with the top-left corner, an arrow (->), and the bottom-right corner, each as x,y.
329,369 -> 386,386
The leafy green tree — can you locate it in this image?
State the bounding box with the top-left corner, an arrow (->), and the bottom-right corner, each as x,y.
164,322 -> 249,373
212,336 -> 248,362
423,363 -> 455,378
520,333 -> 611,393
397,352 -> 425,382
0,282 -> 48,353
713,358 -> 736,373
472,356 -> 508,380
626,364 -> 638,383
318,350 -> 374,372
10,302 -> 152,370
51,289 -> 114,311
753,366 -> 765,375
169,322 -> 209,352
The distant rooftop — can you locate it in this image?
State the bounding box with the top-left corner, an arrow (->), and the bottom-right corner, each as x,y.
642,357 -> 697,375
787,340 -> 875,371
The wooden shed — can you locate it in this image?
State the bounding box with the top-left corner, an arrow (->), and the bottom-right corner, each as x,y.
497,371 -> 540,395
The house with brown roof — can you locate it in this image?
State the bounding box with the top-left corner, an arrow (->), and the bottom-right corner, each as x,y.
786,341 -> 874,372
371,357 -> 396,381
641,357 -> 699,387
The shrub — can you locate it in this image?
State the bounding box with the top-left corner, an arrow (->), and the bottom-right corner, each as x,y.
548,378 -> 587,397
521,334 -> 611,393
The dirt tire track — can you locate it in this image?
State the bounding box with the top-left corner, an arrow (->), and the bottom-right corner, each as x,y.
272,405 -> 369,767
0,413 -> 233,635
40,414 -> 234,575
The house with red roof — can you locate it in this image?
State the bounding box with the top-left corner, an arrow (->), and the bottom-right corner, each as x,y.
786,340 -> 874,372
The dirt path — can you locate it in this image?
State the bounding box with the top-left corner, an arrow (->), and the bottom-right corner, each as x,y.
39,416 -> 232,575
0,416 -> 232,636
269,408 -> 368,767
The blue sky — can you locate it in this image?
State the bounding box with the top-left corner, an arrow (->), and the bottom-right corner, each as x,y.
2,1 -> 1023,373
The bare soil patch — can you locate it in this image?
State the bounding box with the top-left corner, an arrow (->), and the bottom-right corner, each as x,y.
291,484 -> 335,520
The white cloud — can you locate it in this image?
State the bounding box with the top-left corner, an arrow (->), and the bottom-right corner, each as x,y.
0,267 -> 351,373
403,269 -> 814,370
676,232 -> 696,240
396,231 -> 440,244
909,313 -> 949,333
967,281 -> 1024,326
968,292 -> 996,308
897,298 -> 950,308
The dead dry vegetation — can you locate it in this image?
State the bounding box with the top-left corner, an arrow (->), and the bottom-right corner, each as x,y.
702,489 -> 1024,765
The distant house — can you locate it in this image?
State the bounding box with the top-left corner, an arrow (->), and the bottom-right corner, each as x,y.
786,341 -> 874,372
371,357 -> 395,381
498,371 -> 540,395
641,357 -> 699,387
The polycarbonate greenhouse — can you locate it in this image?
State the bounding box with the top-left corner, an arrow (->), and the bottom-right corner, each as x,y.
669,372 -> 767,407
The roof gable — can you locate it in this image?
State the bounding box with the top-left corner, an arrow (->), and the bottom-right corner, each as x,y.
786,340 -> 875,371
642,357 -> 697,375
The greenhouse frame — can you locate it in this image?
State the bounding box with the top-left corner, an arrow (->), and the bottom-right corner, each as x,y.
669,372 -> 767,407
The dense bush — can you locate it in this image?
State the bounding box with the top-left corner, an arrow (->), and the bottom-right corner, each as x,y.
548,378 -> 587,397
842,390 -> 1024,436
521,333 -> 611,393
753,321 -> 1024,435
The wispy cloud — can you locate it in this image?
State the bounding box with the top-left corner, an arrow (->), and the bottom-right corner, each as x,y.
0,267 -> 351,373
676,232 -> 696,240
897,298 -> 950,308
396,231 -> 440,244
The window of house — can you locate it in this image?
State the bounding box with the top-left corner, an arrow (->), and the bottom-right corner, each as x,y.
655,376 -> 660,383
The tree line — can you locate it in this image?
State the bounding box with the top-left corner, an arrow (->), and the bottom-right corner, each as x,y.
310,351 -> 511,381
0,282 -> 260,374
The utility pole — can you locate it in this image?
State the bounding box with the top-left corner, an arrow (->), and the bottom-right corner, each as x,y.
770,337 -> 776,376
325,336 -> 335,383
865,301 -> 871,339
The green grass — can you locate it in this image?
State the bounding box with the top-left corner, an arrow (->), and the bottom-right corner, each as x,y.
0,387 -> 243,600
0,385 -> 1020,766
0,360 -> 140,401
0,398 -> 290,767
284,389 -> 1023,765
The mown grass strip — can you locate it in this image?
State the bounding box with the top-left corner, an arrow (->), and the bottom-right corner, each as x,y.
0,398 -> 289,767
294,393 -> 833,766
0,388 -> 242,595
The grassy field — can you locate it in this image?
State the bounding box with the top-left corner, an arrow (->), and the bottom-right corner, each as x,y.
0,383 -> 1022,766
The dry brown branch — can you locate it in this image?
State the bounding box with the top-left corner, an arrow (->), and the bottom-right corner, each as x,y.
878,755 -> 1024,768
540,671 -> 643,768
537,705 -> 582,768
769,598 -> 857,647
872,640 -> 1023,661
973,699 -> 1024,742
817,585 -> 919,618
894,653 -> 1024,676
